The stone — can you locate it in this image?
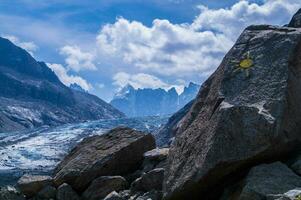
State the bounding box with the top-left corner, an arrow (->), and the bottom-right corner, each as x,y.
136,191 -> 163,200
163,16 -> 301,200
221,162 -> 301,200
56,183 -> 80,200
36,185 -> 56,199
289,9 -> 301,28
131,168 -> 165,192
290,153 -> 301,176
124,170 -> 144,184
271,188 -> 301,200
0,186 -> 25,200
119,190 -> 131,199
142,148 -> 169,172
54,127 -> 155,192
104,191 -> 124,200
82,176 -> 128,200
17,175 -> 52,198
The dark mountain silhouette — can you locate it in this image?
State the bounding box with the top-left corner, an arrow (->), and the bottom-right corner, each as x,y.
0,37 -> 125,132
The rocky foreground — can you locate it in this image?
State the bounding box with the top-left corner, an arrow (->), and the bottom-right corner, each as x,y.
2,7 -> 301,200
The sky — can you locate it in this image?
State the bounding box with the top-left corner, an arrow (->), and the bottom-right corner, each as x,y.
0,0 -> 300,102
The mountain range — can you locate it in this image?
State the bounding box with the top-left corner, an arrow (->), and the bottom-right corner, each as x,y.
0,37 -> 125,132
110,82 -> 200,117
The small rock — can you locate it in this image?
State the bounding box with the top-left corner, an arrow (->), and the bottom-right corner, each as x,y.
56,183 -> 80,200
136,190 -> 163,200
17,175 -> 52,198
82,176 -> 128,200
36,185 -> 56,199
131,168 -> 164,192
104,191 -> 124,200
124,170 -> 144,184
142,148 -> 169,172
267,188 -> 301,200
0,186 -> 25,200
290,159 -> 301,176
119,190 -> 131,199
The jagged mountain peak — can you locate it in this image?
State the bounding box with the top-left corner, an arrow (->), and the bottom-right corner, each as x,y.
168,87 -> 177,94
110,83 -> 200,117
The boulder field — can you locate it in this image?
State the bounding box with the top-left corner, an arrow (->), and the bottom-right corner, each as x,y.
3,8 -> 301,200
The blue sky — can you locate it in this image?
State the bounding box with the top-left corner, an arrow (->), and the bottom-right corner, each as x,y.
0,0 -> 300,101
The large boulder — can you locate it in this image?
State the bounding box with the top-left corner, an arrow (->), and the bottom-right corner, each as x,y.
164,16 -> 301,200
289,8 -> 301,28
82,176 -> 128,200
54,127 -> 155,192
17,175 -> 53,198
221,162 -> 301,200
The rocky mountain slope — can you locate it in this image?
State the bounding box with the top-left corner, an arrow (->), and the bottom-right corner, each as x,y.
153,100 -> 194,147
0,37 -> 125,132
110,82 -> 200,117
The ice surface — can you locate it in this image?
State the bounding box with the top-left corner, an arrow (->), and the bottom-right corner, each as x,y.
0,116 -> 168,186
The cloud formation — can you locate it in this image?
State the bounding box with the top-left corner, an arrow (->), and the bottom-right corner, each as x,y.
60,45 -> 96,72
113,72 -> 184,93
2,35 -> 38,55
47,63 -> 92,91
97,18 -> 230,77
97,0 -> 301,79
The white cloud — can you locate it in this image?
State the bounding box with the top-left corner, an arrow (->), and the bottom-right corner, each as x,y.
47,63 -> 92,91
97,18 -> 230,77
192,0 -> 300,40
96,0 -> 301,78
60,45 -> 96,72
113,72 -> 184,93
2,35 -> 38,55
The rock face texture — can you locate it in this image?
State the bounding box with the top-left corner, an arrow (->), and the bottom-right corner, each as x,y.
54,127 -> 155,192
289,8 -> 301,28
110,83 -> 199,117
163,24 -> 301,199
0,37 -> 125,132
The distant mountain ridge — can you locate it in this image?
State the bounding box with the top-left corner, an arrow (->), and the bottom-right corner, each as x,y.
0,37 -> 125,132
110,82 -> 200,117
